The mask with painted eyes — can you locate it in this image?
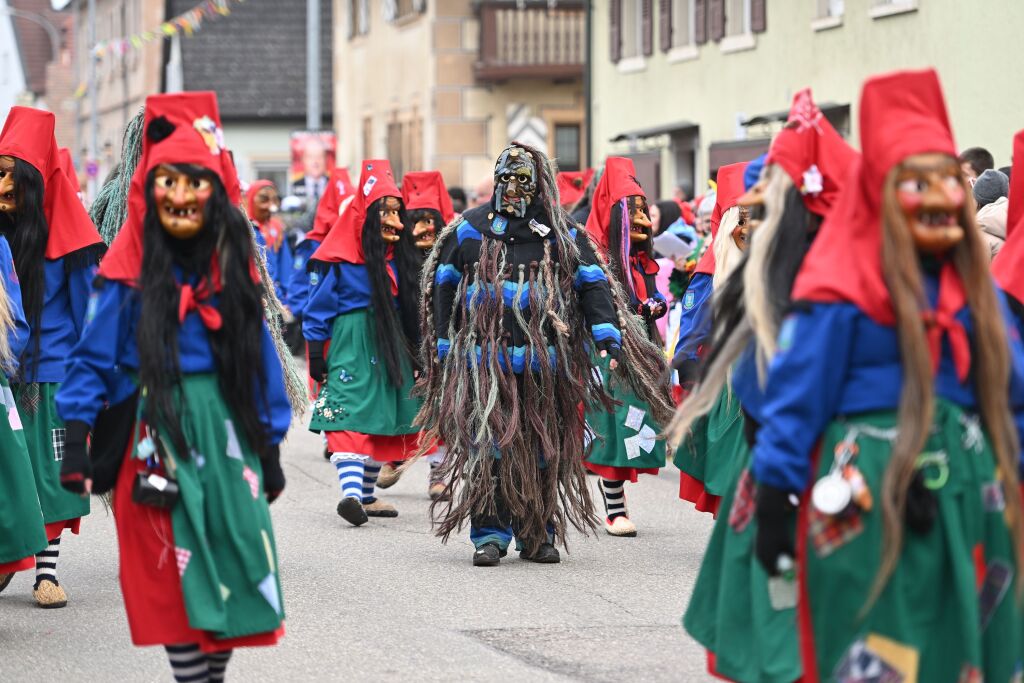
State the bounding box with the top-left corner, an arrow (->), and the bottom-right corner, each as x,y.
252,186 -> 280,223
626,195 -> 651,246
892,152 -> 965,255
736,177 -> 767,236
378,196 -> 404,243
731,206 -> 751,251
409,209 -> 437,250
152,164 -> 213,239
493,145 -> 538,217
0,156 -> 16,214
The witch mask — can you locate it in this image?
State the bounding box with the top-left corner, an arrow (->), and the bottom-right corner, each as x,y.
627,194 -> 652,245
252,184 -> 280,223
410,209 -> 437,250
893,152 -> 965,255
379,196 -> 404,243
732,207 -> 751,250
493,145 -> 537,217
0,156 -> 16,214
152,164 -> 213,239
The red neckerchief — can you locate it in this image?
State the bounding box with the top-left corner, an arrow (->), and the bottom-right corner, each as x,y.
629,251 -> 658,301
178,256 -> 223,330
921,261 -> 969,382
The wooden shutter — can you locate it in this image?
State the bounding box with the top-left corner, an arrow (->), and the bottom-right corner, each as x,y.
751,0 -> 767,33
709,0 -> 725,42
642,0 -> 654,56
659,0 -> 672,51
694,0 -> 708,44
609,0 -> 622,63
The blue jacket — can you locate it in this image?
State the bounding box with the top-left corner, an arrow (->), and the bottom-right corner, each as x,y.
0,236 -> 29,371
285,238 -> 320,315
302,261 -> 399,342
673,272 -> 713,363
752,282 -> 1024,493
55,277 -> 292,445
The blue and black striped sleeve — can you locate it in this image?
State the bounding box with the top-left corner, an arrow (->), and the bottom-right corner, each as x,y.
432,230 -> 462,360
572,229 -> 621,350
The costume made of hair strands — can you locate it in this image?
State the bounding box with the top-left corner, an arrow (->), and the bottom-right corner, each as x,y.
90,109 -> 307,415
415,142 -> 673,553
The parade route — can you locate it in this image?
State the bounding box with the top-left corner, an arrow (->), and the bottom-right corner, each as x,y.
2,418 -> 715,682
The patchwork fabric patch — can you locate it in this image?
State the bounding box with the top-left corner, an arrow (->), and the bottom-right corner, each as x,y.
979,558 -> 1013,630
982,481 -> 1006,513
5,386 -> 22,431
258,573 -> 282,615
242,466 -> 260,499
809,505 -> 864,558
51,427 -> 66,462
624,405 -> 646,431
175,547 -> 192,577
728,469 -> 756,533
224,420 -> 243,460
833,638 -> 905,683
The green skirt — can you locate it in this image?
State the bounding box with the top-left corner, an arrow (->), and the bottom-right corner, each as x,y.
160,374 -> 284,639
803,401 -> 1022,682
309,310 -> 420,436
683,441 -> 800,683
676,386 -> 748,497
0,376 -> 48,565
584,354 -> 666,474
13,381 -> 90,526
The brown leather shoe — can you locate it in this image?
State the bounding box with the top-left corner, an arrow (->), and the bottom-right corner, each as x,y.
33,579 -> 67,609
376,462 -> 403,489
363,498 -> 398,517
0,572 -> 13,594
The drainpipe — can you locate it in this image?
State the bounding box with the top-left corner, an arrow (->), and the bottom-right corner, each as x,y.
583,0 -> 592,168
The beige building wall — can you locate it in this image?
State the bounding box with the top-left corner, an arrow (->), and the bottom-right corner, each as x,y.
333,0 -> 584,191
592,1 -> 1024,199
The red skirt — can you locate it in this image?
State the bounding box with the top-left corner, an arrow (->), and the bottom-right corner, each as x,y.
584,461 -> 659,482
113,445 -> 282,652
326,430 -> 435,462
678,471 -> 721,516
0,555 -> 35,574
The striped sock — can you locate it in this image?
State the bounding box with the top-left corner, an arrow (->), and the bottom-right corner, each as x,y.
207,649 -> 233,682
165,643 -> 208,683
601,479 -> 627,521
362,459 -> 383,504
34,536 -> 60,589
330,453 -> 365,500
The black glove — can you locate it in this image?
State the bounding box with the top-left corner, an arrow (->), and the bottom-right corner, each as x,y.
904,469 -> 937,535
754,482 -> 797,576
307,340 -> 327,383
261,443 -> 285,504
672,354 -> 701,385
594,339 -> 622,365
60,420 -> 92,494
639,297 -> 667,321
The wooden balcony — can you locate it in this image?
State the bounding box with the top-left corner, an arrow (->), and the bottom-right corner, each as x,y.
474,1 -> 585,82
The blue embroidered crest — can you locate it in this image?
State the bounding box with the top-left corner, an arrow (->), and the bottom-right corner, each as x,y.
777,315 -> 797,353
492,215 -> 508,235
293,255 -> 303,269
309,271 -> 320,286
85,291 -> 100,325
683,290 -> 695,310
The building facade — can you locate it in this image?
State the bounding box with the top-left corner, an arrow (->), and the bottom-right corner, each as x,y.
592,0 -> 1024,199
332,0 -> 587,194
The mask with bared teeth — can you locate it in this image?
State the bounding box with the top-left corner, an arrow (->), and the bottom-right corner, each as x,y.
152,163 -> 213,239
892,152 -> 966,255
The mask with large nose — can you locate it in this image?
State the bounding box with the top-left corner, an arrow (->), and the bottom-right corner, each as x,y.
892,152 -> 966,255
0,156 -> 17,214
493,145 -> 538,218
152,163 -> 213,239
378,196 -> 404,243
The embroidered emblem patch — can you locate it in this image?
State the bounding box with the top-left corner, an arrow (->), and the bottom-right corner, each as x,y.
492,215 -> 508,235
309,271 -> 320,286
777,315 -> 797,353
192,116 -> 224,155
683,290 -> 695,310
85,291 -> 100,326
293,255 -> 303,269
363,175 -> 378,196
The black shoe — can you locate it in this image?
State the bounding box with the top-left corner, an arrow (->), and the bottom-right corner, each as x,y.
337,497 -> 368,526
323,446 -> 331,461
472,543 -> 507,567
520,543 -> 560,564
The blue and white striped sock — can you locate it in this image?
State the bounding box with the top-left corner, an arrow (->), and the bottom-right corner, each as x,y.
362,459 -> 383,504
330,453 -> 365,500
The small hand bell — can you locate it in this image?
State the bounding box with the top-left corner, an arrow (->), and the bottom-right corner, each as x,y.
811,472 -> 852,515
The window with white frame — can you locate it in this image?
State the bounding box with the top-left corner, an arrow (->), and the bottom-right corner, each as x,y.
871,0 -> 919,16
816,0 -> 844,18
671,0 -> 694,48
620,1 -> 645,60
725,0 -> 751,37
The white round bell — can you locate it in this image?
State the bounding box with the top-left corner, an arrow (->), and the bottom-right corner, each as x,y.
811,473 -> 852,515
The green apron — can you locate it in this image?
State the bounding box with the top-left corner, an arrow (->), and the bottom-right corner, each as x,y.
309,310 -> 420,436
157,374 -> 284,639
13,381 -> 90,526
676,386 -> 748,497
0,376 -> 48,564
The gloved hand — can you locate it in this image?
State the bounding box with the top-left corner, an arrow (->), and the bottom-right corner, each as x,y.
639,297 -> 667,321
307,340 -> 327,383
261,443 -> 285,504
60,420 -> 92,495
754,482 -> 798,576
595,340 -> 622,369
905,469 -> 937,535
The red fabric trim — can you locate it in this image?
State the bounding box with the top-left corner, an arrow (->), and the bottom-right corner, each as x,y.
583,462 -> 658,482
44,518 -> 81,539
325,431 -> 433,462
705,651 -> 739,682
678,471 -> 721,517
0,555 -> 36,573
796,445 -> 822,683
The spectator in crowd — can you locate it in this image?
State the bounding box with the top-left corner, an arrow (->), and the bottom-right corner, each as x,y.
1000,165 -> 1012,180
958,146 -> 994,183
650,199 -> 682,237
448,186 -> 467,216
974,168 -> 1010,259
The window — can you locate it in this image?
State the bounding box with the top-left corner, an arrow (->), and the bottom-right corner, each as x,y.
385,113 -> 425,180
621,2 -> 644,60
870,0 -> 918,18
725,0 -> 749,36
817,0 -> 844,17
385,0 -> 423,21
610,0 -> 652,66
348,0 -> 369,38
554,124 -> 581,172
671,0 -> 694,48
255,164 -> 289,196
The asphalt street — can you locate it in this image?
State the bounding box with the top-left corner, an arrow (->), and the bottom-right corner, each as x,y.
2,415 -> 717,682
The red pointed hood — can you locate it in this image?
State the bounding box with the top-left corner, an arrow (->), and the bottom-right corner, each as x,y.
310,159 -> 401,265
585,157 -> 645,251
57,147 -> 82,195
992,130 -> 1024,303
767,88 -> 858,217
557,169 -> 594,207
0,107 -> 102,259
246,178 -> 285,249
694,161 -> 748,276
307,167 -> 355,243
98,91 -> 244,285
792,68 -> 960,326
401,170 -> 455,224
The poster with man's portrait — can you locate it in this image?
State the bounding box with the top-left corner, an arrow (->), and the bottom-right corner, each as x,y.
290,131 -> 337,201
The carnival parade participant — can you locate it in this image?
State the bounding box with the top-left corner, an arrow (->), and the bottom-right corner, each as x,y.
246,179 -> 291,303
374,169 -> 456,500
751,69 -> 1024,681
993,129 -> 1024,331
0,107 -> 105,608
416,142 -> 671,566
0,218 -> 44,597
304,159 -> 421,526
582,156 -> 672,537
55,91 -> 290,680
670,88 -> 858,682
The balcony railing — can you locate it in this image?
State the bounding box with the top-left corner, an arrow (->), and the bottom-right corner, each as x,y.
475,1 -> 584,82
